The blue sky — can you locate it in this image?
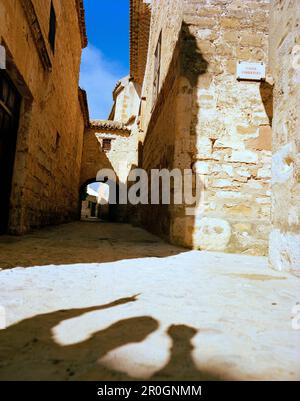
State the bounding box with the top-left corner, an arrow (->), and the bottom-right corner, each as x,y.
80,0 -> 130,120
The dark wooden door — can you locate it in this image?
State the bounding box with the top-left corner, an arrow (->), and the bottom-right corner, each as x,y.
0,70 -> 21,234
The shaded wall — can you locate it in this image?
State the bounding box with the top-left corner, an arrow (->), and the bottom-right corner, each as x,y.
140,0 -> 272,255
269,0 -> 300,273
0,0 -> 86,233
79,128 -> 114,188
80,75 -> 142,222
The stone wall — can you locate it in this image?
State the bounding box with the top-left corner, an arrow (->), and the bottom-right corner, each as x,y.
0,0 -> 86,233
139,0 -> 272,255
269,0 -> 300,273
81,195 -> 98,220
111,76 -> 141,126
139,0 -> 187,238
140,0 -> 184,133
80,124 -> 138,188
80,123 -> 140,223
80,77 -> 141,221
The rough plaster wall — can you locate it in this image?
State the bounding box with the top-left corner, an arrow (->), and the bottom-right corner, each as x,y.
269,0 -> 300,273
0,0 -> 85,233
140,0 -> 272,255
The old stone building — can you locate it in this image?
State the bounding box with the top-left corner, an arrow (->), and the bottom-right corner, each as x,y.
269,0 -> 300,273
77,0 -> 299,273
80,76 -> 141,188
1,0 -> 299,274
131,0 -> 273,256
80,75 -> 141,221
0,0 -> 299,383
125,0 -> 299,272
0,0 -> 88,234
270,0 -> 300,271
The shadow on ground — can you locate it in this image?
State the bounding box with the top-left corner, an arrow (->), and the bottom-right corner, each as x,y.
0,295 -> 227,381
0,221 -> 186,270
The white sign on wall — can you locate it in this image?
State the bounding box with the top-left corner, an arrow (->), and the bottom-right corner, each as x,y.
236,61 -> 266,81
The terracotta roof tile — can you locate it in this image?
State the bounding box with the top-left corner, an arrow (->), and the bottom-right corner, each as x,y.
90,120 -> 131,135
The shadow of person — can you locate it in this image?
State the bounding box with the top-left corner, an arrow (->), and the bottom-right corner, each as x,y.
151,325 -> 224,381
0,295 -> 158,381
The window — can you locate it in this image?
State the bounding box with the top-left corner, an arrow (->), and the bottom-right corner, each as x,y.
48,1 -> 56,52
153,31 -> 162,106
102,139 -> 112,152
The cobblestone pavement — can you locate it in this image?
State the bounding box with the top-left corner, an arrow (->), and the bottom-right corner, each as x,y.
0,221 -> 299,380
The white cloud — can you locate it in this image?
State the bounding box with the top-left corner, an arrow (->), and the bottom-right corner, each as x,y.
80,45 -> 127,120
88,182 -> 100,192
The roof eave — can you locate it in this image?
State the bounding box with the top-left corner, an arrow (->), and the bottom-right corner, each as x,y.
76,0 -> 88,49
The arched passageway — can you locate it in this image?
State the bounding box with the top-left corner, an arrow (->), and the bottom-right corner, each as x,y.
79,178 -> 125,223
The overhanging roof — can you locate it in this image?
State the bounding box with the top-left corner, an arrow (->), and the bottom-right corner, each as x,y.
78,88 -> 90,127
76,0 -> 88,48
90,120 -> 131,136
130,0 -> 151,85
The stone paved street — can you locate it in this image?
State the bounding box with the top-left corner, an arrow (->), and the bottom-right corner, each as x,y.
0,221 -> 299,381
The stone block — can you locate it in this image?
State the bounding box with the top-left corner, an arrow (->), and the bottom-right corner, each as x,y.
212,179 -> 235,188
224,204 -> 252,215
230,150 -> 259,164
194,217 -> 231,251
272,142 -> 294,184
193,161 -> 210,174
269,229 -> 300,273
246,125 -> 272,151
220,17 -> 241,29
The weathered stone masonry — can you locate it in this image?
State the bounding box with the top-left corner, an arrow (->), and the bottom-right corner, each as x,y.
138,0 -> 272,256
80,75 -> 141,222
0,0 -> 88,233
269,0 -> 300,273
2,0 -> 298,276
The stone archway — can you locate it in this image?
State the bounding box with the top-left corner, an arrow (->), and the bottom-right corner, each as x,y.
79,121 -> 132,189
79,119 -> 137,224
79,176 -> 125,223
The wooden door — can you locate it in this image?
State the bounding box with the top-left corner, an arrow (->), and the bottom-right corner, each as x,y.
0,70 -> 21,234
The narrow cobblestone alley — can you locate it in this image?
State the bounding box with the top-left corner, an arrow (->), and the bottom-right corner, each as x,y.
1,0 -> 300,386
0,221 -> 182,269
0,221 -> 299,380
